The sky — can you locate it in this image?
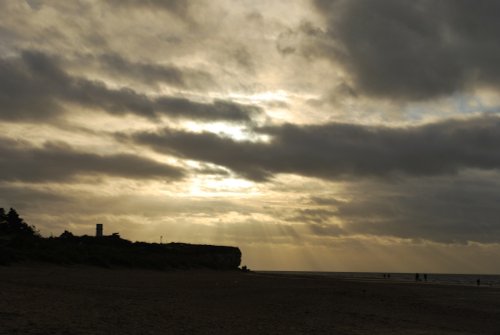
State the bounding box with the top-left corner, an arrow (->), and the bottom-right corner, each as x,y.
2,0 -> 500,273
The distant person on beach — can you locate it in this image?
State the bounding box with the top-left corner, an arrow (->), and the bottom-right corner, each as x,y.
424,274 -> 427,282
415,273 -> 420,281
477,279 -> 481,286
387,273 -> 390,279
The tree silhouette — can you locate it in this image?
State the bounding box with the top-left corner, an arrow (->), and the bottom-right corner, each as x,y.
59,230 -> 74,239
0,207 -> 38,236
0,208 -> 6,225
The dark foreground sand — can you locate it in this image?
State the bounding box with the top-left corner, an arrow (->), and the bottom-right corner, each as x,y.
1,265 -> 499,334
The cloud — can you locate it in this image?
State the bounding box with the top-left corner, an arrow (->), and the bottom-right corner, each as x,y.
287,208 -> 339,224
131,115 -> 500,181
131,128 -> 273,181
107,0 -> 191,15
93,53 -> 216,90
309,170 -> 500,244
0,52 -> 63,121
0,183 -> 67,205
310,0 -> 500,101
309,196 -> 346,206
0,137 -> 184,182
0,50 -> 261,123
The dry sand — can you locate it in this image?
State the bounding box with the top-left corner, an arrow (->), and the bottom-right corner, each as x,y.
1,265 -> 499,334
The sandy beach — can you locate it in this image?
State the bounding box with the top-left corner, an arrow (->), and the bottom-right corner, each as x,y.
1,265 -> 499,335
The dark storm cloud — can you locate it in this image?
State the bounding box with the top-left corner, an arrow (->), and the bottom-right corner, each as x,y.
0,137 -> 184,182
310,0 -> 500,100
0,51 -> 260,122
131,115 -> 500,181
0,184 -> 67,205
0,52 -> 63,121
95,53 -> 215,90
310,172 -> 500,244
131,129 -> 273,181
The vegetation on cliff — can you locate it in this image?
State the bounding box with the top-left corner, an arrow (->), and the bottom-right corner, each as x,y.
0,208 -> 241,270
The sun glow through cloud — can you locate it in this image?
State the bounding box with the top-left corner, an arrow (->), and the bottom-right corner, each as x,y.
188,176 -> 258,198
2,0 -> 500,274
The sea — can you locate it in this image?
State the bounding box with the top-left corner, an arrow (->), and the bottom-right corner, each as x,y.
258,271 -> 500,287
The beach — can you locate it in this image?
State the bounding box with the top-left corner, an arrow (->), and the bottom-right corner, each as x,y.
1,265 -> 499,334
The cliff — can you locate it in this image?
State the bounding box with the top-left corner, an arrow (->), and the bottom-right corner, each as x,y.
0,208 -> 242,270
0,234 -> 242,270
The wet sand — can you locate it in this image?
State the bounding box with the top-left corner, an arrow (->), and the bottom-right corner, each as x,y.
1,265 -> 499,334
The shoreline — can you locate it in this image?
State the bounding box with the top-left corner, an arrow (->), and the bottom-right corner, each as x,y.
257,270 -> 499,288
